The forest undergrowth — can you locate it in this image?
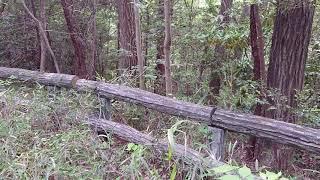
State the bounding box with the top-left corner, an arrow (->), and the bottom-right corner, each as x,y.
0,80 -> 319,179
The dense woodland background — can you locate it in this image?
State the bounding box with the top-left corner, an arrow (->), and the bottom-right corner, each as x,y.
0,0 -> 320,179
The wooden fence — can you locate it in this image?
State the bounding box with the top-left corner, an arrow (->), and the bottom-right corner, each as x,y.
0,67 -> 319,156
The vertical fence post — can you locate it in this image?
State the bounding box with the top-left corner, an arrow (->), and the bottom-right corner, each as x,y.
208,107 -> 225,160
99,95 -> 112,120
208,127 -> 225,160
95,96 -> 113,141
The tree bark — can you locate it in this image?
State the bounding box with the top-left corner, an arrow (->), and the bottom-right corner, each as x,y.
267,0 -> 315,170
154,0 -> 166,96
45,31 -> 57,73
144,5 -> 150,63
28,0 -> 41,68
164,0 -> 172,96
60,0 -> 88,78
39,0 -> 46,72
134,0 -> 145,89
251,4 -> 266,115
116,0 -> 137,72
88,0 -> 98,80
246,4 -> 267,161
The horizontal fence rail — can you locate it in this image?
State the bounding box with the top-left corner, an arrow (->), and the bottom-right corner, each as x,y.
0,67 -> 319,154
87,118 -> 261,179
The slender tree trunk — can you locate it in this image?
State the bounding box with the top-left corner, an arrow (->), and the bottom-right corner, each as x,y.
267,0 -> 315,170
208,0 -> 233,105
42,1 -> 56,73
164,0 -> 172,96
28,0 -> 41,68
154,0 -> 166,95
116,0 -> 137,72
88,0 -> 98,79
92,0 -> 98,74
144,6 -> 150,63
39,0 -> 46,72
246,4 -> 267,161
21,0 -> 60,73
116,21 -> 120,74
45,32 -> 56,73
250,4 -> 266,118
134,0 -> 145,89
60,0 -> 88,78
198,45 -> 209,83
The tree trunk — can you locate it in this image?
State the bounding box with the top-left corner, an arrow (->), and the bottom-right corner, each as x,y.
134,0 -> 145,89
267,0 -> 315,170
116,0 -> 137,72
144,6 -> 150,64
22,0 -> 60,73
39,0 -> 46,72
164,0 -> 172,96
251,4 -> 267,118
208,0 -> 233,105
246,4 -> 267,161
88,0 -> 98,80
60,0 -> 88,78
198,45 -> 209,83
154,0 -> 166,96
28,0 -> 41,68
44,32 -> 56,73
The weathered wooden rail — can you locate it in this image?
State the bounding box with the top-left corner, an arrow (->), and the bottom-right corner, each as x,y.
87,118 -> 261,179
88,117 -> 221,166
0,67 -> 320,154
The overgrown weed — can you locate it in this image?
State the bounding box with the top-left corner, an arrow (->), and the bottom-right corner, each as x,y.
0,81 -> 206,179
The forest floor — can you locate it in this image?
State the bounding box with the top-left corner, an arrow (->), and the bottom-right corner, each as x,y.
0,81 -> 319,179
